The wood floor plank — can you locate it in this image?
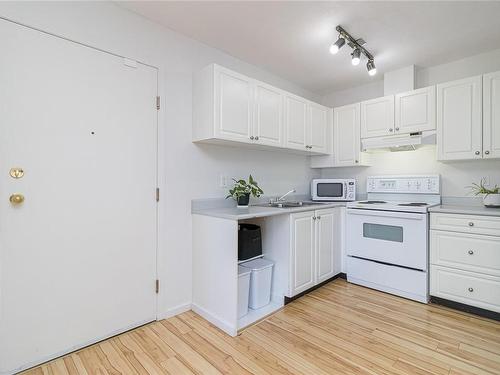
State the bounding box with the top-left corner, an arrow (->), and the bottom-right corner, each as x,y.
20,279 -> 500,375
181,313 -> 300,375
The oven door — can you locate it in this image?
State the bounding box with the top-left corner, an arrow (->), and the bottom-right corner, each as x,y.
312,181 -> 345,201
346,209 -> 428,270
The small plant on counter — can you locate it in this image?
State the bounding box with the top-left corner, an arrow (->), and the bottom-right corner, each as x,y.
468,177 -> 500,207
226,175 -> 264,208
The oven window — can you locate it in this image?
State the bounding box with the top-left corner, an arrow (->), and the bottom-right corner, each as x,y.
363,223 -> 403,242
317,183 -> 343,197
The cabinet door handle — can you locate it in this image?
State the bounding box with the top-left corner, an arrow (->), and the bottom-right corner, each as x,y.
355,160 -> 359,163
250,136 -> 254,140
475,151 -> 480,155
317,216 -> 321,220
254,136 -> 259,140
468,222 -> 474,227
389,128 -> 394,132
395,127 -> 400,131
468,250 -> 474,255
468,287 -> 474,293
312,216 -> 316,220
485,150 -> 490,155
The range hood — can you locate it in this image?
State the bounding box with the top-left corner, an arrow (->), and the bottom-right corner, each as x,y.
362,131 -> 436,152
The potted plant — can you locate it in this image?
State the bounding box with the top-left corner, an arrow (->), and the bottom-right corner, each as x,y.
468,178 -> 500,207
226,175 -> 264,208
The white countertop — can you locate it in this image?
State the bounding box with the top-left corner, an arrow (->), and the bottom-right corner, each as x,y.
192,202 -> 346,220
429,204 -> 500,217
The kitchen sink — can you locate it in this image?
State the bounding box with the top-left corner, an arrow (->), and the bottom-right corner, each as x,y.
254,201 -> 327,209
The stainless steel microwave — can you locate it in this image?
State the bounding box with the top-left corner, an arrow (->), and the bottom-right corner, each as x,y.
311,179 -> 356,201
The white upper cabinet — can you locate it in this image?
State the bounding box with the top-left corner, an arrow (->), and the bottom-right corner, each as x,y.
254,82 -> 283,147
395,86 -> 436,134
437,76 -> 483,161
483,70 -> 500,159
310,102 -> 368,168
307,103 -> 331,154
334,103 -> 361,166
194,64 -> 330,155
215,66 -> 253,142
360,95 -> 395,138
284,93 -> 308,151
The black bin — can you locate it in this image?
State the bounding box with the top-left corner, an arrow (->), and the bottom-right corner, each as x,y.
238,224 -> 262,262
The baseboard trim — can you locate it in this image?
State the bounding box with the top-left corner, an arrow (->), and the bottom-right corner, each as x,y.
284,273 -> 343,305
191,303 -> 237,336
430,296 -> 500,321
157,303 -> 192,321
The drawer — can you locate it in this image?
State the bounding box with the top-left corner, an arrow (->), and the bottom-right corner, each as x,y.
430,265 -> 500,313
430,230 -> 500,277
430,213 -> 500,237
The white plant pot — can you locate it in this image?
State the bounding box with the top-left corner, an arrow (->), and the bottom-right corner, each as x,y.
483,194 -> 500,208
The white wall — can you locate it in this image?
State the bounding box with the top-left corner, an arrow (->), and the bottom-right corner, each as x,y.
322,48 -> 500,107
321,49 -> 500,198
0,2 -> 320,317
321,79 -> 384,108
322,146 -> 500,197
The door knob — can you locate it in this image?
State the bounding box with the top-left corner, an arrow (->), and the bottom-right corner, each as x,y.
485,150 -> 490,155
9,193 -> 25,205
9,167 -> 24,179
475,151 -> 480,155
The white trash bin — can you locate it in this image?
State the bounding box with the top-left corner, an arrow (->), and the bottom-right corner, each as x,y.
237,266 -> 251,318
241,258 -> 274,309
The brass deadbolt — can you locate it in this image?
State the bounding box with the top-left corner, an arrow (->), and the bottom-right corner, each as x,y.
9,168 -> 24,179
9,194 -> 25,205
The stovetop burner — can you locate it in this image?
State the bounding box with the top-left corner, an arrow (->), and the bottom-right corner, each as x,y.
358,200 -> 387,204
397,202 -> 429,207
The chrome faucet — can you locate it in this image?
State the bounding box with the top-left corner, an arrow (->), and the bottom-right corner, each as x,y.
273,189 -> 296,203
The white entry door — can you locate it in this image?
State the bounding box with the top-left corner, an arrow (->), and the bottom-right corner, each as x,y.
0,21 -> 158,373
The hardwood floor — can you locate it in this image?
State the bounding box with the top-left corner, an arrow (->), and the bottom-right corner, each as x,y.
22,279 -> 500,374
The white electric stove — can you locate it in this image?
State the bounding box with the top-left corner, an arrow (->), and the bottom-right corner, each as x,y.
346,175 -> 441,303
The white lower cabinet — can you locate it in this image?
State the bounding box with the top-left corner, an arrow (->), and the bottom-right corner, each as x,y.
289,208 -> 340,297
430,213 -> 500,313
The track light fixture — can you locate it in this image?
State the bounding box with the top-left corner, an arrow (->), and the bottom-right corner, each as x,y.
331,25 -> 376,76
351,48 -> 361,66
367,60 -> 377,76
329,37 -> 345,55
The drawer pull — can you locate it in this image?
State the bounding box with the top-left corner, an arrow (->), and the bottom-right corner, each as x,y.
468,250 -> 474,255
468,287 -> 474,293
468,222 -> 474,227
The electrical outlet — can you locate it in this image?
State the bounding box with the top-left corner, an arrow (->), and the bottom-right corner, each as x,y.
219,174 -> 228,188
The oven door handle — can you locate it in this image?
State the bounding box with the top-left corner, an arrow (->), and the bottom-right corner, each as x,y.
346,209 -> 425,220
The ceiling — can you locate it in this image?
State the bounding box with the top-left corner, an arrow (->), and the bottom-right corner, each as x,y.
118,1 -> 500,94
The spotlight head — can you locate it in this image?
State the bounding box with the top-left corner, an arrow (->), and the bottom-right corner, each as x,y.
329,37 -> 345,55
367,60 -> 377,76
351,49 -> 361,66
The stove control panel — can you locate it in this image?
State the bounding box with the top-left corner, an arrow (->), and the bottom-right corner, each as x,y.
367,175 -> 440,194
